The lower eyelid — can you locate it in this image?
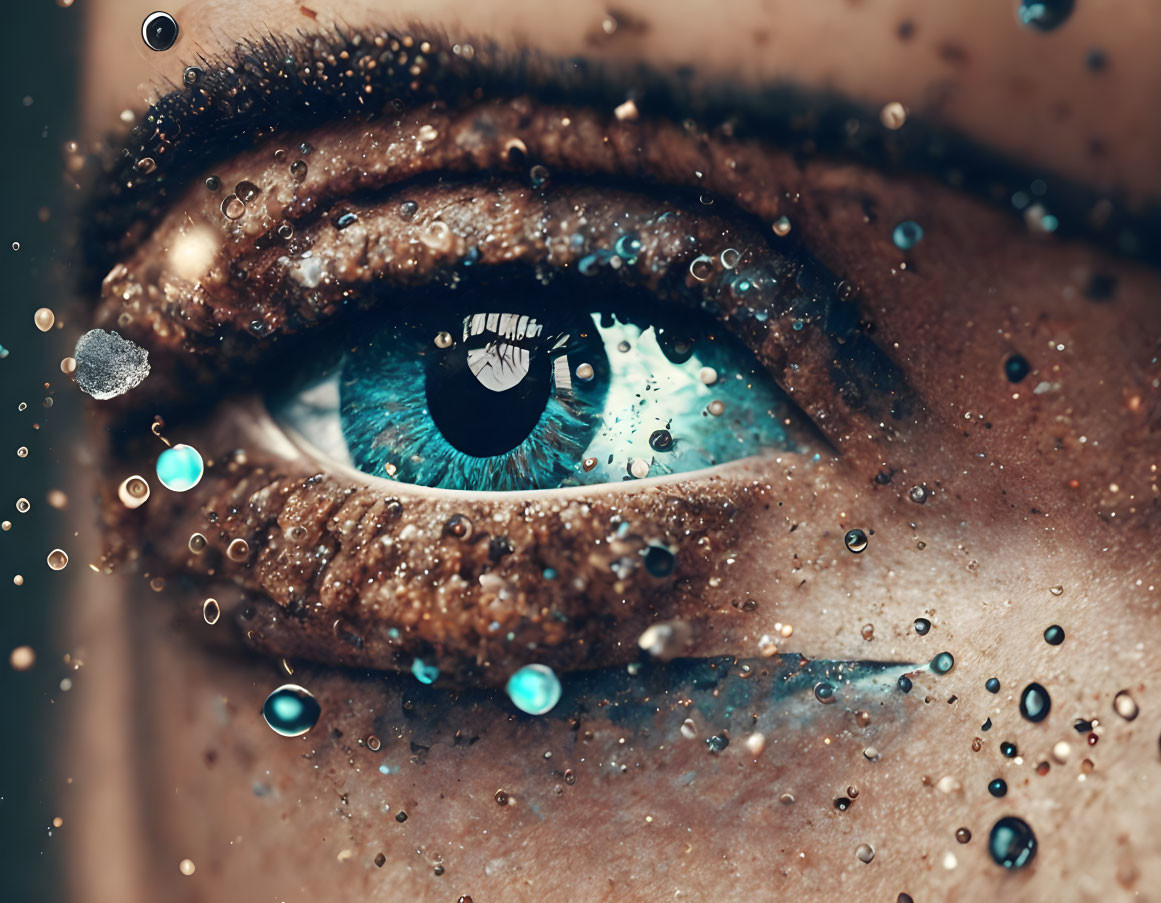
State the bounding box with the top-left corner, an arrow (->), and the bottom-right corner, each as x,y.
107,394 -> 827,684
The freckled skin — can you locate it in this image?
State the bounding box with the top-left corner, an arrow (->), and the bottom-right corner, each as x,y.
65,1 -> 1161,902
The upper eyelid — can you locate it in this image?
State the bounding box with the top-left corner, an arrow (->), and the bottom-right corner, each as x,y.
79,25 -> 1161,284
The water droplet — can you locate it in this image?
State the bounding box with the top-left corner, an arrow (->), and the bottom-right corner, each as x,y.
1043,624 -> 1065,645
178,858 -> 195,876
898,675 -> 913,693
908,485 -> 928,504
156,444 -> 204,492
16,447 -> 27,458
1004,353 -> 1030,383
880,101 -> 907,130
914,618 -> 931,635
262,684 -> 320,737
956,827 -> 972,844
689,254 -> 714,281
411,657 -> 439,685
856,843 -> 875,863
226,538 -> 250,562
506,664 -> 562,715
1017,0 -> 1074,32
771,216 -> 792,237
183,66 -> 201,85
861,623 -> 875,641
1001,741 -> 1018,758
443,513 -> 473,540
188,533 -> 207,553
205,175 -> 221,192
931,651 -> 955,674
1113,690 -> 1139,721
394,810 -> 407,823
417,124 -> 438,142
202,598 -> 220,625
289,159 -> 308,180
529,164 -> 550,189
814,681 -> 837,704
117,475 -> 150,508
135,157 -> 156,174
892,220 -> 924,250
834,796 -> 852,811
988,816 -> 1037,869
1019,682 -> 1051,722
988,778 -> 1008,797
234,181 -> 260,204
614,232 -> 643,262
141,11 -> 179,51
15,498 -> 30,514
221,195 -> 245,219
34,308 -> 55,332
706,734 -> 729,754
844,528 -> 868,553
46,549 -> 68,570
642,545 -> 676,578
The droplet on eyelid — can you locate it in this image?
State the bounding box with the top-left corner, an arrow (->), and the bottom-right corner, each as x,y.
183,66 -> 201,85
719,248 -> 741,269
506,664 -> 562,715
914,617 -> 931,635
814,681 -> 836,704
892,220 -> 924,250
156,444 -> 204,492
444,514 -> 473,540
771,216 -> 792,237
931,651 -> 955,674
141,11 -> 179,52
226,538 -> 250,562
262,684 -> 320,737
648,429 -> 673,452
221,195 -> 244,219
202,598 -> 220,625
988,816 -> 1037,869
629,459 -> 650,479
844,528 -> 868,553
289,159 -> 308,180
908,485 -> 928,504
1019,682 -> 1051,722
420,221 -> 453,252
1113,690 -> 1139,721
188,533 -> 207,553
688,254 -> 714,281
135,157 -> 156,174
117,475 -> 150,508
235,181 -> 260,204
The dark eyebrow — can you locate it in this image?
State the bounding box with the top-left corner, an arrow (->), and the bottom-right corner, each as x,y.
80,25 -> 1160,286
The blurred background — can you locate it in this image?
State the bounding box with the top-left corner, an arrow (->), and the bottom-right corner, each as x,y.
0,2 -> 82,900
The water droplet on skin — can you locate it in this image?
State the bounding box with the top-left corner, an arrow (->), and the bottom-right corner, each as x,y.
914,618 -> 931,635
444,514 -> 473,540
205,175 -> 220,191
931,652 -> 955,674
141,11 -> 179,52
642,545 -> 676,578
688,254 -> 714,281
771,216 -> 792,236
225,538 -> 249,562
844,528 -> 868,553
46,549 -> 68,570
1001,741 -> 1018,758
1019,682 -> 1051,722
908,485 -> 928,504
1017,0 -> 1074,31
411,657 -> 439,685
221,195 -> 245,219
1044,624 -> 1065,645
615,232 -> 643,262
34,308 -> 55,332
706,734 -> 729,754
1049,584 -> 1064,596
183,66 -> 201,85
262,684 -> 321,737
956,827 -> 972,844
856,843 -> 875,863
188,533 -> 207,553
988,778 -> 1008,797
506,664 -> 562,715
289,159 -> 308,180
1113,690 -> 1139,721
988,816 -> 1037,869
394,811 -> 407,823
135,157 -> 156,174
529,164 -> 550,189
707,399 -> 726,416
178,858 -> 195,876
892,220 -> 924,250
719,247 -> 741,269
1004,353 -> 1030,382
814,681 -> 837,704
898,675 -> 913,693
861,623 -> 875,641
156,444 -> 204,492
834,797 -> 852,811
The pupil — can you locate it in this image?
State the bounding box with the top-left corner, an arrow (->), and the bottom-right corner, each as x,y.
425,311 -> 552,457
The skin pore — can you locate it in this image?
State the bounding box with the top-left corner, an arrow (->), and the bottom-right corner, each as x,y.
64,1 -> 1160,901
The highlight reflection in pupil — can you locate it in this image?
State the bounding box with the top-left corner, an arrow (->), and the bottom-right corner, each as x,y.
274,288 -> 806,491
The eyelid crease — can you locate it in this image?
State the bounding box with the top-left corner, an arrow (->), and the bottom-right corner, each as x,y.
79,24 -> 1161,283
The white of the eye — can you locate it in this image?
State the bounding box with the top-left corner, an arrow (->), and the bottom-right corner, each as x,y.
276,370 -> 353,465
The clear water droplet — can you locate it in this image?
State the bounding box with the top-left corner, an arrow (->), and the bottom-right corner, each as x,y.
844,529 -> 868,553
1019,682 -> 1051,722
156,444 -> 203,492
202,598 -> 220,625
506,664 -> 562,715
262,684 -> 320,737
988,816 -> 1037,869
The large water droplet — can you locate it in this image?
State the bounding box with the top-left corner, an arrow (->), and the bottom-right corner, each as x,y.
262,684 -> 320,737
844,529 -> 868,553
1016,0 -> 1074,32
156,444 -> 204,492
506,664 -> 562,715
931,651 -> 955,674
1019,682 -> 1051,722
892,220 -> 924,250
46,549 -> 68,570
988,816 -> 1037,869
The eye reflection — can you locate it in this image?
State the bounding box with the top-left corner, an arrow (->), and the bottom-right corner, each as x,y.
271,282 -> 808,491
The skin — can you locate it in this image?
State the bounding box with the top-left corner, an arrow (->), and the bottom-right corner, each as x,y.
63,1 -> 1161,901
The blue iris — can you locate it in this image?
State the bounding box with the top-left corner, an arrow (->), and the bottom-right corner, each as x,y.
273,300 -> 803,491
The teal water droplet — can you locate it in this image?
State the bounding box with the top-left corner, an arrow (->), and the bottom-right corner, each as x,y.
988,778 -> 1008,797
1017,0 -> 1074,32
988,816 -> 1037,869
931,651 -> 955,674
1044,625 -> 1065,645
156,443 -> 204,492
614,232 -> 642,263
1001,741 -> 1018,757
505,664 -> 562,715
986,677 -> 1001,693
411,657 -> 439,685
814,681 -> 837,704
914,618 -> 931,635
262,684 -> 320,737
892,220 -> 924,250
1019,682 -> 1051,722
844,529 -> 868,553
898,675 -> 913,693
